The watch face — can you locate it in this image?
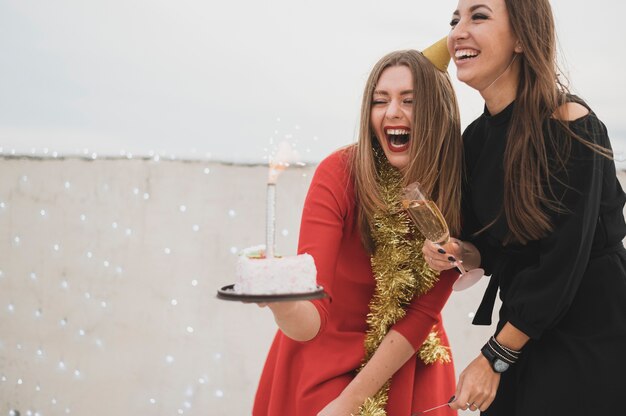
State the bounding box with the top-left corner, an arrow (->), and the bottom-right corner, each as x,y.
494,359 -> 510,373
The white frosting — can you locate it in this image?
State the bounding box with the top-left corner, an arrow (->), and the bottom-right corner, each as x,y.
234,247 -> 317,295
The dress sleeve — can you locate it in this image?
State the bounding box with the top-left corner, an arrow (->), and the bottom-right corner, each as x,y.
460,196 -> 498,276
505,116 -> 609,339
391,269 -> 456,349
297,149 -> 353,338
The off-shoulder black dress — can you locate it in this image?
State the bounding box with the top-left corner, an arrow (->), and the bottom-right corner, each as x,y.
462,100 -> 626,415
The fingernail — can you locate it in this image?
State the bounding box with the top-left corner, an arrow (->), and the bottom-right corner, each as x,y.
448,256 -> 456,262
437,248 -> 446,254
448,395 -> 456,403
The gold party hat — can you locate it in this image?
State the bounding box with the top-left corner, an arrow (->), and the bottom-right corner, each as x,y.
422,36 -> 450,72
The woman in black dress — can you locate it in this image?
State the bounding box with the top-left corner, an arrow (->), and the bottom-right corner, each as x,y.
423,0 -> 626,414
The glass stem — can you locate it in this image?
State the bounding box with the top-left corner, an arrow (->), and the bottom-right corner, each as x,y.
453,261 -> 467,275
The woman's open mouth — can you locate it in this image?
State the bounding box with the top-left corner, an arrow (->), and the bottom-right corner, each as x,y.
385,127 -> 410,152
455,48 -> 480,62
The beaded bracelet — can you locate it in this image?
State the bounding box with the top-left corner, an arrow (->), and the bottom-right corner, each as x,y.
487,336 -> 522,364
491,336 -> 521,357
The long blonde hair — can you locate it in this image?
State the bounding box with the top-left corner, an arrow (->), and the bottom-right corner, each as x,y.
352,50 -> 463,252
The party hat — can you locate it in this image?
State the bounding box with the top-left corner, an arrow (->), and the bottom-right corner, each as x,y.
422,36 -> 450,72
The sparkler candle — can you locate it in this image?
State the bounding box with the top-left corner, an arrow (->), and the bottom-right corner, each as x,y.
265,183 -> 276,259
265,142 -> 296,258
266,161 -> 286,259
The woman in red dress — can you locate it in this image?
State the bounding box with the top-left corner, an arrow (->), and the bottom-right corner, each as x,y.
253,42 -> 462,416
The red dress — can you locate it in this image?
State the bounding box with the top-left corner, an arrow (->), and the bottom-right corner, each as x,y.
253,148 -> 458,416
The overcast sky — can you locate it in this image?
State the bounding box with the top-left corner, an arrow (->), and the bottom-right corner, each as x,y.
0,0 -> 624,164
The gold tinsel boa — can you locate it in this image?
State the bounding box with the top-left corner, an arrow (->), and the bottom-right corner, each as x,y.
357,153 -> 451,416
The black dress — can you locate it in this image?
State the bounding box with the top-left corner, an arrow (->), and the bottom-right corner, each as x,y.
462,100 -> 626,416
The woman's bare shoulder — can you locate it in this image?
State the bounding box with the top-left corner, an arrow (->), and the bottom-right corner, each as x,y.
552,102 -> 589,122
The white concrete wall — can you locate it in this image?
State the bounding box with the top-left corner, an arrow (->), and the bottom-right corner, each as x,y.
1,155 -> 538,415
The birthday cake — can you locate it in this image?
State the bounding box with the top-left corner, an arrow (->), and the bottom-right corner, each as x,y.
234,246 -> 318,295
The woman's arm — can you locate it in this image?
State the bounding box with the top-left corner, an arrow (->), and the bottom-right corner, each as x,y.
318,268 -> 457,414
317,329 -> 416,416
449,322 -> 529,412
261,300 -> 321,341
258,149 -> 353,342
495,322 -> 530,350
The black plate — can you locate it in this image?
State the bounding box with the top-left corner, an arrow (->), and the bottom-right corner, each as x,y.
216,284 -> 326,302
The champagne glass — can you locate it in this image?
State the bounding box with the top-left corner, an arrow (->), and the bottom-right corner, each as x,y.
401,182 -> 484,291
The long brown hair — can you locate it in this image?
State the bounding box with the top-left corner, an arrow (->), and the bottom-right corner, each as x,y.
502,0 -> 611,244
352,50 -> 463,252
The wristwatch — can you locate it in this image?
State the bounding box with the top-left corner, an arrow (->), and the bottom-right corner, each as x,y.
481,344 -> 510,373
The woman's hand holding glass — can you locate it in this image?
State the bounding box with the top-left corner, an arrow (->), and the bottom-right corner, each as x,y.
402,182 -> 484,290
422,238 -> 465,272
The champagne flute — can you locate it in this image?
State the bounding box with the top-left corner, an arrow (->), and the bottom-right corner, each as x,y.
401,182 -> 484,291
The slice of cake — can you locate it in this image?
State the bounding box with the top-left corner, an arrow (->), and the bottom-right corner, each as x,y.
234,245 -> 318,295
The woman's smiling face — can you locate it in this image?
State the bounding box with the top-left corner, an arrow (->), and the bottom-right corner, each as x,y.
370,65 -> 414,170
447,0 -> 520,93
